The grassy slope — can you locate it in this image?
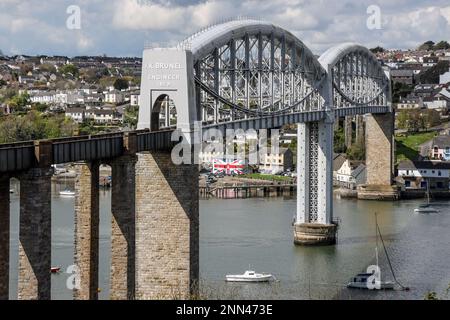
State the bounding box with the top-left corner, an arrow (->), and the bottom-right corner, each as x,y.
395,132 -> 436,164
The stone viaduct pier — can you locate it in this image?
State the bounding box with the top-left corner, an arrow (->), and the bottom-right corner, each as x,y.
0,19 -> 395,300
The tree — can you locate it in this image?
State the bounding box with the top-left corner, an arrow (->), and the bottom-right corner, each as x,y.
123,105 -> 139,129
0,111 -> 77,143
422,109 -> 441,129
39,63 -> 56,73
334,126 -> 346,153
370,46 -> 385,54
114,78 -> 129,91
347,142 -> 365,161
434,41 -> 450,50
392,81 -> 413,103
7,93 -> 30,112
418,40 -> 435,51
59,64 -> 79,77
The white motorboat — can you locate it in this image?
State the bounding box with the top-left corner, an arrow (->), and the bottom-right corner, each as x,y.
347,273 -> 395,290
226,270 -> 274,282
59,189 -> 76,197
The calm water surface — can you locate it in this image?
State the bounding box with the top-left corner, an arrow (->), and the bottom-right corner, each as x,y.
8,182 -> 450,300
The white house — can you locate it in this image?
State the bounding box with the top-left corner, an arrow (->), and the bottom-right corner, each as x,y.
334,158 -> 367,189
104,90 -> 124,104
130,94 -> 140,107
65,107 -> 85,123
30,91 -> 55,104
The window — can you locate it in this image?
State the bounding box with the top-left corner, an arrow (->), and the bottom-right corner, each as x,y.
438,171 -> 442,177
405,181 -> 411,188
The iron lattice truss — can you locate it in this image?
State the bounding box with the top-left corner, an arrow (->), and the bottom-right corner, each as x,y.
156,20 -> 391,129
330,50 -> 388,108
192,33 -> 327,125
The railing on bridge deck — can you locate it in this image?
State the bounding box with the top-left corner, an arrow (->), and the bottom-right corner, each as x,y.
0,129 -> 176,173
0,141 -> 35,173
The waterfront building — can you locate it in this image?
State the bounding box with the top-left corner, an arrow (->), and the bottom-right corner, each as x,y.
397,160 -> 450,190
259,148 -> 293,174
334,159 -> 366,190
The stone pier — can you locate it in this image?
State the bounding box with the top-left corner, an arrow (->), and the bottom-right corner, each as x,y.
74,162 -> 100,300
0,176 -> 10,300
355,115 -> 365,147
344,116 -> 353,148
135,151 -> 199,299
110,156 -> 136,300
18,167 -> 53,300
358,113 -> 398,200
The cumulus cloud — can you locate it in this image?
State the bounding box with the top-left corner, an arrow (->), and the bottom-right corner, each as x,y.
0,0 -> 449,56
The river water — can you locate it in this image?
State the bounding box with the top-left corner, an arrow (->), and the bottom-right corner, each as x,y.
7,183 -> 450,300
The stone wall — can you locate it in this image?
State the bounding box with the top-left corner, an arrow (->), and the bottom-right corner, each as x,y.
74,162 -> 99,300
135,151 -> 199,299
18,167 -> 53,300
365,113 -> 394,186
110,156 -> 136,300
0,176 -> 9,299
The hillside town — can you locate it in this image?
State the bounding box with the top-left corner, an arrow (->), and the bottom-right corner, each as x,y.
3,41 -> 450,195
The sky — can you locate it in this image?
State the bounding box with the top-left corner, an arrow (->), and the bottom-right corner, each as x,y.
1,0 -> 450,57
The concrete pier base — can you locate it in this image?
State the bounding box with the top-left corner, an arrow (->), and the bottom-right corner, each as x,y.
294,223 -> 337,246
357,185 -> 399,201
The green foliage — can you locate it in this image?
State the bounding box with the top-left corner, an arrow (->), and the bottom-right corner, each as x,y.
39,63 -> 56,73
6,92 -> 30,112
334,126 -> 346,154
59,64 -> 79,77
392,82 -> 413,103
0,79 -> 6,87
397,109 -> 441,132
0,111 -> 77,143
395,131 -> 436,163
123,105 -> 139,129
434,41 -> 450,50
113,78 -> 129,91
418,40 -> 435,51
32,103 -> 48,113
418,60 -> 450,84
370,46 -> 385,54
346,142 -> 365,161
419,40 -> 450,51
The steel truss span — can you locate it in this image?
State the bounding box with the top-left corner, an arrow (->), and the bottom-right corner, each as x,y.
173,20 -> 390,128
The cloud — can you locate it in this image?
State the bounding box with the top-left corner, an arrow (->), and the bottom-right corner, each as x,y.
0,0 -> 449,57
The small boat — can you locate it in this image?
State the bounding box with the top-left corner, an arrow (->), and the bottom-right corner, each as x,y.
51,266 -> 61,273
347,213 -> 408,291
347,273 -> 395,290
226,270 -> 274,282
414,180 -> 439,214
59,189 -> 76,197
414,203 -> 438,214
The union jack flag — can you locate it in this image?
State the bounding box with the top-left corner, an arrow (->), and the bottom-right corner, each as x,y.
213,159 -> 245,175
